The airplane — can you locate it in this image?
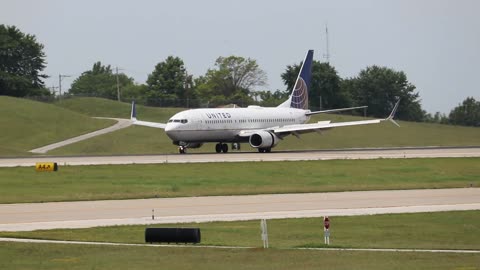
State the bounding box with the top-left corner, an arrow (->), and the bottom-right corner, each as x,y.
130,50 -> 400,154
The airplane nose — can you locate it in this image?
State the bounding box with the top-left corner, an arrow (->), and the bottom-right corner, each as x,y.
165,124 -> 173,132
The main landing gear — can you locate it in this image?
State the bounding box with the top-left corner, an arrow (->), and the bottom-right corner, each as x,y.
179,146 -> 187,154
215,143 -> 228,153
258,148 -> 271,153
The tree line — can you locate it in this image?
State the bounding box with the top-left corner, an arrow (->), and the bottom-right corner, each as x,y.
1,24 -> 479,127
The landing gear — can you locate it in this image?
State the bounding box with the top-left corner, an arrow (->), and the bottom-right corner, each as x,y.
215,143 -> 228,153
258,148 -> 271,153
179,146 -> 186,154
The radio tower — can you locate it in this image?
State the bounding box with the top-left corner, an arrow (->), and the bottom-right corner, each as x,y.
324,23 -> 330,63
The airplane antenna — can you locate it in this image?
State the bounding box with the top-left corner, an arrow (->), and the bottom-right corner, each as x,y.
323,23 -> 330,63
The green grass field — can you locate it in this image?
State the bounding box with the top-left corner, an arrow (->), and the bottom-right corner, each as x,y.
1,211 -> 479,270
2,211 -> 479,250
2,242 -> 478,270
0,158 -> 478,203
1,97 -> 480,156
0,96 -> 114,156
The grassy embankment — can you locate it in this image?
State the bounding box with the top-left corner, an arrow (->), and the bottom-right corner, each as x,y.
1,97 -> 479,156
0,158 -> 478,203
0,96 -> 114,156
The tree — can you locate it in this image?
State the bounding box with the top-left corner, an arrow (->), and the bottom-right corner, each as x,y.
345,66 -> 424,121
448,97 -> 480,127
145,56 -> 188,105
69,62 -> 134,99
281,61 -> 350,110
196,55 -> 267,106
256,89 -> 290,107
0,24 -> 49,96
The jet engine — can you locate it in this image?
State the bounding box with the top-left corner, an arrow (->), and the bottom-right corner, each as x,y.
249,131 -> 279,149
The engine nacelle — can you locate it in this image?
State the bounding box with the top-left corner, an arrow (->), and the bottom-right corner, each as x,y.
249,131 -> 279,149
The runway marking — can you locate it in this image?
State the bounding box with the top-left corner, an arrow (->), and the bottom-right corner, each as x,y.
2,146 -> 480,167
1,237 -> 479,254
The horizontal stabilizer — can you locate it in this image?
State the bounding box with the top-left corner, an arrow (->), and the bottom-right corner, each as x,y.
130,101 -> 167,129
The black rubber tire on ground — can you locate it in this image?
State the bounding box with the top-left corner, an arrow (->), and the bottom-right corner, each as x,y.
215,143 -> 222,153
222,143 -> 228,153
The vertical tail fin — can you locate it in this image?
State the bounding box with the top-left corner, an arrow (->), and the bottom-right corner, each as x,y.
278,50 -> 314,110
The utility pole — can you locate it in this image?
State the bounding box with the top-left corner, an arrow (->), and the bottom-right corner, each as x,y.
59,74 -> 71,98
50,84 -> 59,96
115,67 -> 122,102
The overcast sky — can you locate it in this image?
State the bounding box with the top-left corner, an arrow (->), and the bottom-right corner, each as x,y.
2,0 -> 479,113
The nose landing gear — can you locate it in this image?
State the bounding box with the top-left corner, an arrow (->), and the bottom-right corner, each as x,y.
179,146 -> 186,154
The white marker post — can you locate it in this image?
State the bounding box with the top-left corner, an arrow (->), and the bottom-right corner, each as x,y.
324,216 -> 330,245
260,219 -> 269,249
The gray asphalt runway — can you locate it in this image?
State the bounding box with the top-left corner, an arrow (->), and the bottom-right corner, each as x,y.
1,188 -> 478,231
2,146 -> 480,167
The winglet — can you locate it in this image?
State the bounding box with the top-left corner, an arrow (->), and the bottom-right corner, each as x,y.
130,101 -> 137,121
385,99 -> 401,127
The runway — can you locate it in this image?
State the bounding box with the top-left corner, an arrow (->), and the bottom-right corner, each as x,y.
0,188 -> 478,231
2,146 -> 480,167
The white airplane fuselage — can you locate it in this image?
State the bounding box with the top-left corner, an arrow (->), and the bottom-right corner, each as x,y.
165,106 -> 310,143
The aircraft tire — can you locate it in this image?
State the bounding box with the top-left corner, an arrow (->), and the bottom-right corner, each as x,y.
221,143 -> 228,153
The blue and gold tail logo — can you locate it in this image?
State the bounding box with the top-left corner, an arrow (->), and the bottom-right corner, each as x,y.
290,77 -> 309,110
290,50 -> 313,110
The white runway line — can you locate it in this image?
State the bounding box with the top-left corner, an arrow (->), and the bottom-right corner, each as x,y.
2,146 -> 480,167
1,188 -> 479,232
1,237 -> 478,254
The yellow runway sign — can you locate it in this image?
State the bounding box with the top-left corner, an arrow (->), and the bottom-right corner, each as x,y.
35,162 -> 58,172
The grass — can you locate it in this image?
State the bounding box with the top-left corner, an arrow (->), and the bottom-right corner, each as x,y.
1,97 -> 479,156
0,158 -> 478,203
2,211 -> 479,250
0,96 -> 114,156
1,242 -> 478,270
55,97 -> 183,121
1,211 -> 479,270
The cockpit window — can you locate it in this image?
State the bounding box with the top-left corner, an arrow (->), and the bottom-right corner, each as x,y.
170,119 -> 188,124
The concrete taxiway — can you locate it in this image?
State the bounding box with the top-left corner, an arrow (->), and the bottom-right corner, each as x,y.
0,188 -> 478,231
28,118 -> 132,154
2,146 -> 480,167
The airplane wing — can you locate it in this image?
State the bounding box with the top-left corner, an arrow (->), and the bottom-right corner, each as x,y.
130,101 -> 167,129
238,100 -> 400,137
